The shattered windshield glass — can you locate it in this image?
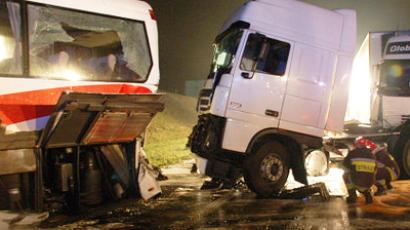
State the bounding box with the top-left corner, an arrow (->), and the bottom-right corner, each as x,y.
380,60 -> 410,96
28,4 -> 152,82
210,29 -> 243,76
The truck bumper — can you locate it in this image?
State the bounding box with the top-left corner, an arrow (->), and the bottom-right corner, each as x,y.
190,114 -> 243,180
190,114 -> 244,162
190,114 -> 225,159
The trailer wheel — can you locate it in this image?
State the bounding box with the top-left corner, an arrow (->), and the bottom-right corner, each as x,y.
243,140 -> 289,197
401,139 -> 410,178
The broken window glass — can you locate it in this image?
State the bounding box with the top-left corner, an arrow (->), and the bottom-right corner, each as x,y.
0,1 -> 22,75
28,4 -> 152,82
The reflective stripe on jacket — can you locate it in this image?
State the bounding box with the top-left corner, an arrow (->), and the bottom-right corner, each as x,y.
343,147 -> 376,189
374,147 -> 400,180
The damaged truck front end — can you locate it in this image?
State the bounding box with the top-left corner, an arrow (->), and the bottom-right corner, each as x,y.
190,115 -> 243,182
190,113 -> 312,196
190,0 -> 356,197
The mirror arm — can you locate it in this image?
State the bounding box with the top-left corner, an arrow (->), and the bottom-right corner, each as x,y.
250,40 -> 268,79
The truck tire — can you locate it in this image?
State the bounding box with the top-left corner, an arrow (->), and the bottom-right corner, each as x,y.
400,139 -> 410,178
243,140 -> 289,197
304,149 -> 329,177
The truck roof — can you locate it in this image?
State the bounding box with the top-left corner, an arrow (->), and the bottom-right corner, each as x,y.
386,35 -> 410,43
223,0 -> 356,54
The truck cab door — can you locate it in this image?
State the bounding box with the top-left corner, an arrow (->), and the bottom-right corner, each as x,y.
227,32 -> 292,127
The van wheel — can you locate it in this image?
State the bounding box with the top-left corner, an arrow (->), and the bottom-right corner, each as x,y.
243,140 -> 289,197
401,139 -> 410,178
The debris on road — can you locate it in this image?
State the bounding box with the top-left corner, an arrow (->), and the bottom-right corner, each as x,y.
138,159 -> 162,200
278,182 -> 330,201
0,211 -> 49,229
201,178 -> 330,201
200,178 -> 248,191
36,160 -> 410,229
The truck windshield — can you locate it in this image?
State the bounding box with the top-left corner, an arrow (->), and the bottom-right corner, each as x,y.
380,60 -> 410,96
209,29 -> 243,76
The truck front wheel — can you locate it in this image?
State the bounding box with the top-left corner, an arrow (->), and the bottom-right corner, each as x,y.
243,140 -> 289,197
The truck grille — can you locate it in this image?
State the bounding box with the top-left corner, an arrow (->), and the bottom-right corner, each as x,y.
197,89 -> 212,112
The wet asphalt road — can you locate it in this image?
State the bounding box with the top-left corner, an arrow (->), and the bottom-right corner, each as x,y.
42,160 -> 410,230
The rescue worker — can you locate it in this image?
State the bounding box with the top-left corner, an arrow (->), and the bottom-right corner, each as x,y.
343,137 -> 377,204
373,144 -> 400,195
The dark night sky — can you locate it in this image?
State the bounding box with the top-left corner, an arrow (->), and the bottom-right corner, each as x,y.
147,0 -> 410,94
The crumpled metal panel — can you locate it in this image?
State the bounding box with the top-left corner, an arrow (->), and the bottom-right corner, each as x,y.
0,125 -> 38,151
83,112 -> 152,144
100,145 -> 129,186
39,92 -> 164,148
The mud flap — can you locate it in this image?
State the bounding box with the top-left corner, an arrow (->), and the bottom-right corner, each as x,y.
289,145 -> 308,185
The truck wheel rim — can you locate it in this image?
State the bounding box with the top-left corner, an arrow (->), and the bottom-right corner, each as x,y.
260,154 -> 284,182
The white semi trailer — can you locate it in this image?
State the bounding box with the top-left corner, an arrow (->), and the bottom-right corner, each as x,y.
189,0 -> 357,196
334,31 -> 410,178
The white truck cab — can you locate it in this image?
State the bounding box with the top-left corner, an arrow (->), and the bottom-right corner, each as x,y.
375,34 -> 410,127
190,0 -> 356,196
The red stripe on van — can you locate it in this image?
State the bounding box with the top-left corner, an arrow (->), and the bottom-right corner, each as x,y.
0,84 -> 152,125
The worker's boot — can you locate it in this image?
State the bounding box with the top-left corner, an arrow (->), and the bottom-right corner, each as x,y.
386,181 -> 393,190
200,178 -> 223,190
374,184 -> 386,196
346,189 -> 357,204
363,190 -> 373,204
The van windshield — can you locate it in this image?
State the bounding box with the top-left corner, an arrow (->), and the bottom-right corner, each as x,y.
380,60 -> 410,96
0,2 -> 22,75
27,4 -> 152,82
210,29 -> 243,76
